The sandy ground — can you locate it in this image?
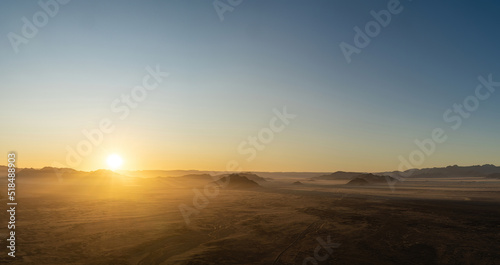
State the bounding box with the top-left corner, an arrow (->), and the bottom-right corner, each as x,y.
0,176 -> 499,264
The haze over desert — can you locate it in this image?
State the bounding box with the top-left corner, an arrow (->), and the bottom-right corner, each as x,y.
1,0 -> 500,264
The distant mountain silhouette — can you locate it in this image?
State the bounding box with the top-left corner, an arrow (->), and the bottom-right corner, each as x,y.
311,171 -> 365,181
118,169 -> 207,178
384,164 -> 500,179
17,167 -> 83,180
409,173 -> 448,179
346,173 -> 395,186
346,178 -> 369,186
218,172 -> 268,183
2,164 -> 499,186
83,169 -> 123,179
177,174 -> 215,181
292,181 -> 304,185
213,174 -> 261,189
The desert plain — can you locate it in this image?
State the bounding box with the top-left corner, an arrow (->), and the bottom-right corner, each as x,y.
0,166 -> 499,265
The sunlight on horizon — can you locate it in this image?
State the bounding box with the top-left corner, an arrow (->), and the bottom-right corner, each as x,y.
107,154 -> 124,171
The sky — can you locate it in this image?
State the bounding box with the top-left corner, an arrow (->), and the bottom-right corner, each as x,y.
0,0 -> 499,172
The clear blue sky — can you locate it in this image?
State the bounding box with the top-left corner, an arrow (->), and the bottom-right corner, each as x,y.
0,0 -> 499,171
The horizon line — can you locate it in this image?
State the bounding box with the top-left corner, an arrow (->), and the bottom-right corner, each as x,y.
3,163 -> 498,174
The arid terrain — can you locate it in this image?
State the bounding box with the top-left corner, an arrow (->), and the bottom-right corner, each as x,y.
1,166 -> 500,264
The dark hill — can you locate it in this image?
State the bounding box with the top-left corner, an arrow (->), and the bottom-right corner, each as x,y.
218,172 -> 268,183
213,174 -> 261,189
384,164 -> 500,179
178,174 -> 215,182
346,178 -> 369,186
346,174 -> 395,186
311,171 -> 365,180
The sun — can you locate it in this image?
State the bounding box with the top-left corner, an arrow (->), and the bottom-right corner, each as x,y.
106,154 -> 123,170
